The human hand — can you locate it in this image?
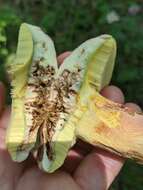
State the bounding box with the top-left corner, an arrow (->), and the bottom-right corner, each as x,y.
0,52 -> 142,190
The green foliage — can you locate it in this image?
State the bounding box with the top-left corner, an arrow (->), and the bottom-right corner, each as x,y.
0,0 -> 143,189
0,5 -> 21,82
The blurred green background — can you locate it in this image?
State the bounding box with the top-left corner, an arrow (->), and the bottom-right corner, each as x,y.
0,0 -> 143,189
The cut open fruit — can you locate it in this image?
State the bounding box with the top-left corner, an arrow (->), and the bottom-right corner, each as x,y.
6,23 -> 143,173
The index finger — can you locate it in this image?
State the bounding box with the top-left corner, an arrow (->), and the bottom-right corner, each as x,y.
0,82 -> 5,115
57,51 -> 71,65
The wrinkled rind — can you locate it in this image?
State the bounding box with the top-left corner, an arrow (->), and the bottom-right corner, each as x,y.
6,23 -> 33,161
76,85 -> 143,163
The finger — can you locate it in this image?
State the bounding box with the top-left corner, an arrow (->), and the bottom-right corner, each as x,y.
0,107 -> 11,149
0,82 -> 5,115
74,150 -> 124,190
73,139 -> 94,156
57,51 -> 71,65
100,85 -> 125,104
125,102 -> 142,112
0,106 -> 11,129
0,111 -> 36,189
62,150 -> 84,174
62,140 -> 93,173
74,85 -> 125,189
16,167 -> 80,190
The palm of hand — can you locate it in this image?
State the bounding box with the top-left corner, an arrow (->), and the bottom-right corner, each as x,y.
0,52 -> 141,190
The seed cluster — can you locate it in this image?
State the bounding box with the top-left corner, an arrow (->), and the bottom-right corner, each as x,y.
24,60 -> 81,160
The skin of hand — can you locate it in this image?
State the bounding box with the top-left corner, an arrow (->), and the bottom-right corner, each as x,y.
0,52 -> 142,190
